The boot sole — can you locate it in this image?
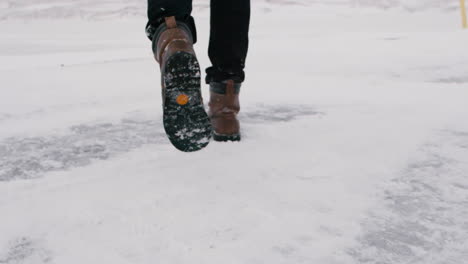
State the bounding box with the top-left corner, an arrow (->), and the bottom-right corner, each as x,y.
162,51 -> 212,152
213,133 -> 241,142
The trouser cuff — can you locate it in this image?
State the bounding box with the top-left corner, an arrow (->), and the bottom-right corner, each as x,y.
205,67 -> 245,84
145,15 -> 197,44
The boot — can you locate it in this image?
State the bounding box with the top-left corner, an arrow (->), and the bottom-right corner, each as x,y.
208,80 -> 241,141
152,17 -> 212,152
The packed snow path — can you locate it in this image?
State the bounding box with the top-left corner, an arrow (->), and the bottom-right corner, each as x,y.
1,1 -> 468,263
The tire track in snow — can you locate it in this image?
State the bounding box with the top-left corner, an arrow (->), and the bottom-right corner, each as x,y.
349,130 -> 468,263
0,105 -> 322,182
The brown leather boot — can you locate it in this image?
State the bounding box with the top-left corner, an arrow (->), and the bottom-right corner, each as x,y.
153,17 -> 194,67
152,17 -> 212,152
208,80 -> 241,141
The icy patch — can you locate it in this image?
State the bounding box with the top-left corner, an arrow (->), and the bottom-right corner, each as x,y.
434,76 -> 468,84
241,104 -> 323,123
349,0 -> 457,11
0,118 -> 166,182
0,105 -> 319,181
0,237 -> 51,264
349,131 -> 468,263
0,113 -> 13,122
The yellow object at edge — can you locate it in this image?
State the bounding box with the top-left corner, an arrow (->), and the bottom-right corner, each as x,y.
461,0 -> 468,28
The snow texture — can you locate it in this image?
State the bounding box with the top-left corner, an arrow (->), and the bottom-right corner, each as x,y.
1,0 -> 468,263
0,0 -> 459,20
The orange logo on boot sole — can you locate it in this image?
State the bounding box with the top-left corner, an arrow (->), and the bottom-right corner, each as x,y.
176,94 -> 190,105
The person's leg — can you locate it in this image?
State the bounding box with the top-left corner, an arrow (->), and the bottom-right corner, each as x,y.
206,0 -> 251,83
207,0 -> 250,142
146,0 -> 212,152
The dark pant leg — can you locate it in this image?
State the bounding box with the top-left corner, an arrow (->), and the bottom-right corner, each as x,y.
146,0 -> 196,42
206,0 -> 251,83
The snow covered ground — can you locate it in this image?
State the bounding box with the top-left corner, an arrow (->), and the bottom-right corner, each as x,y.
1,1 -> 468,263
